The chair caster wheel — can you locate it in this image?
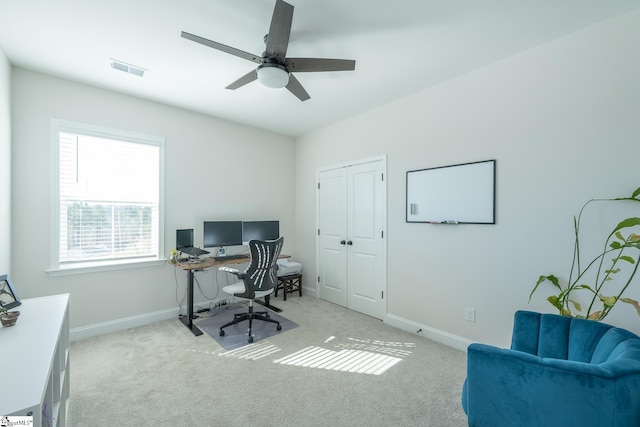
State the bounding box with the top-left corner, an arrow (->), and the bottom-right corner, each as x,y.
219,330 -> 225,336
277,324 -> 282,331
248,335 -> 254,343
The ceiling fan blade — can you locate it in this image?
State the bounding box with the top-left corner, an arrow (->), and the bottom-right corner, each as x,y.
284,58 -> 356,72
264,0 -> 294,61
181,31 -> 262,64
286,74 -> 310,102
225,69 -> 258,90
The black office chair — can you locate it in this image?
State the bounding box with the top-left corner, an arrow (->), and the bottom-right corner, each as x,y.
218,237 -> 284,343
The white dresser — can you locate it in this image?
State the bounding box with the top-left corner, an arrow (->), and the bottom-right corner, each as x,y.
0,294 -> 70,426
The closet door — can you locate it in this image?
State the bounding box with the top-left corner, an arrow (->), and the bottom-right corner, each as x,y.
346,161 -> 385,319
317,158 -> 386,320
317,167 -> 348,307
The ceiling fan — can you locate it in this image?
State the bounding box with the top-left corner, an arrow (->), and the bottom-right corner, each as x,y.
181,0 -> 356,101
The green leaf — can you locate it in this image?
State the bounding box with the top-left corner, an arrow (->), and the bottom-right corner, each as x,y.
600,295 -> 617,307
620,255 -> 636,264
612,218 -> 640,234
615,231 -> 625,241
569,299 -> 582,312
530,275 -> 561,302
610,241 -> 622,250
633,187 -> 640,199
605,268 -> 621,275
620,298 -> 640,316
575,284 -> 597,294
546,275 -> 560,288
547,295 -> 563,312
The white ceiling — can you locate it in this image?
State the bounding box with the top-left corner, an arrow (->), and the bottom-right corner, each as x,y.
1,0 -> 639,137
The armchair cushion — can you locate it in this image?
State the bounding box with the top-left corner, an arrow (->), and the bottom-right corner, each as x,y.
462,311 -> 640,426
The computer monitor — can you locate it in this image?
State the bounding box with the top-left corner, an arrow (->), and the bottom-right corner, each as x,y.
203,221 -> 243,248
242,220 -> 279,245
176,229 -> 194,250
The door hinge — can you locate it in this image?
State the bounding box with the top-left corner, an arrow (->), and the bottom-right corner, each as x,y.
381,230 -> 384,238
381,173 -> 384,181
317,276 -> 320,283
317,229 -> 320,236
317,182 -> 320,189
381,291 -> 384,299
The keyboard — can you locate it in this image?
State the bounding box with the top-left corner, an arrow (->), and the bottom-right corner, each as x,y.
214,254 -> 249,261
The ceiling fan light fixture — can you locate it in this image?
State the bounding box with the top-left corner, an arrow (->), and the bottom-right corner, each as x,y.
257,63 -> 289,88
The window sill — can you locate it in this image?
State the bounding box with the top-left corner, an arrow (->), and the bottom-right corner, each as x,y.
47,258 -> 167,277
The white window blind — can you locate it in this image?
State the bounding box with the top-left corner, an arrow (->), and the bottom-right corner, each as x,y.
52,121 -> 164,270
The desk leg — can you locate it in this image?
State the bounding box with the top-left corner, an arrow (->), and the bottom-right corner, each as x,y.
256,295 -> 282,313
179,269 -> 203,336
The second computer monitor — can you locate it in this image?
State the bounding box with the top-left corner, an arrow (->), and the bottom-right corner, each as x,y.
176,228 -> 194,250
203,221 -> 243,248
242,221 -> 279,244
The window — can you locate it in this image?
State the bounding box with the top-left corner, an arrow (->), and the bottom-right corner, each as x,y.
50,120 -> 164,274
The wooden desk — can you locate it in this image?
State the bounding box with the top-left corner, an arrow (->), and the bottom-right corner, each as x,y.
175,255 -> 288,336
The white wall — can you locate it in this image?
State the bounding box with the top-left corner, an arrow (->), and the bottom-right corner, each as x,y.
7,10 -> 640,347
11,69 -> 295,333
295,9 -> 640,348
0,48 -> 9,275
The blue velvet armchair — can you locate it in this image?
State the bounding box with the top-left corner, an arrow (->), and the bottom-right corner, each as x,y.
462,310 -> 640,426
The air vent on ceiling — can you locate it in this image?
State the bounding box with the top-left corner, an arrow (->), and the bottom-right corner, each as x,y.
110,59 -> 146,77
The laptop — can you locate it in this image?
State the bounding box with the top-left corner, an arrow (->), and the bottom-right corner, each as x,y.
176,229 -> 209,257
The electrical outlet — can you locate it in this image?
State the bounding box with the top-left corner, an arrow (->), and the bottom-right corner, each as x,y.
465,307 -> 476,323
213,298 -> 229,308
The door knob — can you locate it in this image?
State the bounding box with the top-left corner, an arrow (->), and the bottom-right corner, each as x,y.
347,240 -> 353,245
340,240 -> 346,245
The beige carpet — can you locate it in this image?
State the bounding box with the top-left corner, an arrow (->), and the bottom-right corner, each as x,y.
69,295 -> 469,426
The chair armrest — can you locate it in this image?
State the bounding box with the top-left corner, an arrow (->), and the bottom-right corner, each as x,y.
219,266 -> 239,275
545,356 -> 640,378
542,358 -> 613,378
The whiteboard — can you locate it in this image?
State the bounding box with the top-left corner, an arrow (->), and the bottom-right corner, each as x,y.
406,160 -> 496,224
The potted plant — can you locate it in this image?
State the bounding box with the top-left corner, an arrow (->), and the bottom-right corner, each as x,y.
0,305 -> 20,327
529,187 -> 640,321
169,249 -> 179,265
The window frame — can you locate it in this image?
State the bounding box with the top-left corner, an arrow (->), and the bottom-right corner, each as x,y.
48,119 -> 165,276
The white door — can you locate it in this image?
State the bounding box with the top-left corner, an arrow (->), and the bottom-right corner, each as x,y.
317,158 -> 386,319
346,162 -> 386,319
317,167 -> 348,307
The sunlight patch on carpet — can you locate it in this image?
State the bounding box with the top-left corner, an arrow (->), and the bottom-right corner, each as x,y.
337,337 -> 415,358
273,345 -> 402,375
218,341 -> 282,360
182,341 -> 282,361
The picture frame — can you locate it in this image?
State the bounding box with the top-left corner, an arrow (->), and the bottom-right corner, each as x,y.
0,274 -> 21,310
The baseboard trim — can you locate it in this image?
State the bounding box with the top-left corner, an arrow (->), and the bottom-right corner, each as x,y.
71,296 -> 473,351
70,307 -> 179,341
384,313 -> 473,352
69,295 -> 240,341
302,286 -> 318,298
